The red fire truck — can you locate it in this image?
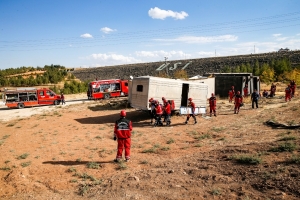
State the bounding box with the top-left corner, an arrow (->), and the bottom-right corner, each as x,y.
3,88 -> 61,109
87,79 -> 128,100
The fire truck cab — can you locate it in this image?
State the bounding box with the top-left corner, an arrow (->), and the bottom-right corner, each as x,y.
4,88 -> 61,109
87,79 -> 128,100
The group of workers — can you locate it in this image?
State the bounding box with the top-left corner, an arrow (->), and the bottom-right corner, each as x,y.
149,97 -> 172,126
113,80 -> 297,163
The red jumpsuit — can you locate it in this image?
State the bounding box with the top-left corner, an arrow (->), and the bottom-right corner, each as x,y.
163,101 -> 171,125
185,101 -> 197,124
114,117 -> 132,160
243,86 -> 248,97
228,89 -> 235,103
290,81 -> 296,97
285,86 -> 292,102
209,96 -> 217,116
154,104 -> 163,126
234,94 -> 243,114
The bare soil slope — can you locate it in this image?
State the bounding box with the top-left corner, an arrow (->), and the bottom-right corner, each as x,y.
0,92 -> 300,200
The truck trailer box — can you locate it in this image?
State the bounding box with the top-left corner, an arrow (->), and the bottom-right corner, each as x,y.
129,76 -> 208,111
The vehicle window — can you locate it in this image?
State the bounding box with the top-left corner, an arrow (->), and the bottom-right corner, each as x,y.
46,91 -> 51,96
39,91 -> 44,96
125,82 -> 128,86
137,85 -> 143,92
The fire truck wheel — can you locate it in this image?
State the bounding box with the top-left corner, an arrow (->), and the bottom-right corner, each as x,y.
17,103 -> 25,109
53,100 -> 59,105
104,93 -> 110,99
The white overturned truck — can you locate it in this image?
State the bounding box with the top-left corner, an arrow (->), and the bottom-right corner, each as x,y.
128,76 -> 208,115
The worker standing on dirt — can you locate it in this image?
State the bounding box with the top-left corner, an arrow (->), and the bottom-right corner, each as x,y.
185,98 -> 197,124
113,110 -> 132,162
251,89 -> 260,109
154,100 -> 163,126
162,97 -> 167,122
243,84 -> 249,98
285,85 -> 292,102
228,86 -> 235,103
208,93 -> 217,117
162,98 -> 171,126
60,93 -> 65,105
148,98 -> 156,124
290,80 -> 296,97
270,83 -> 276,97
234,91 -> 243,114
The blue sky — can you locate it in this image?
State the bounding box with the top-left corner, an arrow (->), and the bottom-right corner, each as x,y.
0,0 -> 300,70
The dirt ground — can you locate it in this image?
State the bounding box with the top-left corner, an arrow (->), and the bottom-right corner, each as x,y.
1,84 -> 300,200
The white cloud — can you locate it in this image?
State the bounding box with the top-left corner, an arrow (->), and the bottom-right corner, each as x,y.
100,27 -> 116,34
135,50 -> 191,60
83,53 -> 141,66
272,34 -> 281,37
148,7 -> 188,20
197,51 -> 215,57
154,35 -> 238,43
80,33 -> 93,38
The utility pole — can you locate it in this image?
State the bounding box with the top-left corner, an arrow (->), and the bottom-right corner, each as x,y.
164,57 -> 169,77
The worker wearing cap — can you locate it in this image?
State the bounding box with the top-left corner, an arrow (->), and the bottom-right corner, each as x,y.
228,86 -> 235,103
185,98 -> 197,124
209,93 -> 217,117
148,98 -> 156,124
154,100 -> 163,126
113,110 -> 132,162
234,91 -> 243,114
285,84 -> 292,102
162,97 -> 172,126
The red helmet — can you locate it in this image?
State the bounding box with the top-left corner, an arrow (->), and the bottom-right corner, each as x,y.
162,97 -> 166,100
188,98 -> 192,101
149,98 -> 153,102
120,110 -> 126,117
237,91 -> 240,95
231,86 -> 234,88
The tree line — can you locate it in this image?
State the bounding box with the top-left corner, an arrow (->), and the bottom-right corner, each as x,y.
0,64 -> 90,95
220,58 -> 300,84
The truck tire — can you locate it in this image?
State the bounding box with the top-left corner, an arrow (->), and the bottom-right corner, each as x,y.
53,100 -> 59,105
104,93 -> 110,99
18,103 -> 25,109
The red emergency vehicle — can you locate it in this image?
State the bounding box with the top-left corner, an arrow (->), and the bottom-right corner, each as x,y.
4,88 -> 61,109
87,79 -> 128,100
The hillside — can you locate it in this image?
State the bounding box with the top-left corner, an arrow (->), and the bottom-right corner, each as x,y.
71,50 -> 300,81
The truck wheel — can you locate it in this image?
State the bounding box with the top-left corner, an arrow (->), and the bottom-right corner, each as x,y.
104,93 -> 110,99
18,103 -> 25,109
53,100 -> 59,105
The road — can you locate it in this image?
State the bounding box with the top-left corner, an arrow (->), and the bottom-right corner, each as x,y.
0,98 -> 92,122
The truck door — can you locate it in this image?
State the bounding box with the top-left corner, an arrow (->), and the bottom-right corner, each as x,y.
45,89 -> 56,105
38,89 -> 47,104
181,83 -> 189,107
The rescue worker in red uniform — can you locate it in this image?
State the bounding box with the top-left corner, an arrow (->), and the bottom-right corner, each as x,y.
114,110 -> 133,162
209,93 -> 217,117
290,80 -> 296,97
228,86 -> 235,103
162,97 -> 167,122
162,98 -> 172,126
270,83 -> 276,97
148,98 -> 156,124
154,100 -> 163,126
243,84 -> 249,97
285,85 -> 292,102
234,91 -> 243,114
185,98 -> 197,124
